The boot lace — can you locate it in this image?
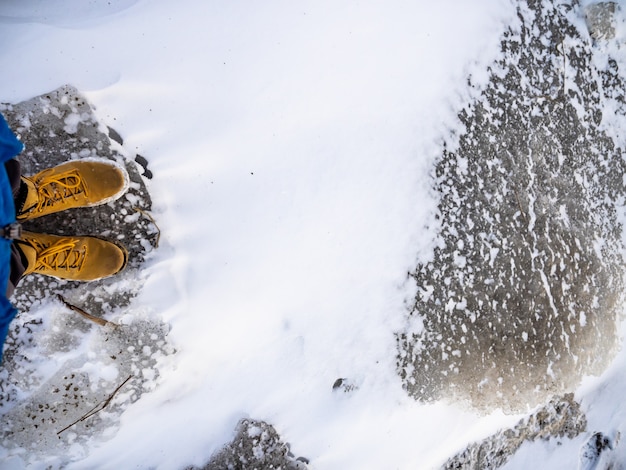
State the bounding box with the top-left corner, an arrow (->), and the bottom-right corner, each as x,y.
34,169 -> 88,213
30,237 -> 87,273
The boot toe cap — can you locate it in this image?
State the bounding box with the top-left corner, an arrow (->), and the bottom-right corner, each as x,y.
81,161 -> 130,204
86,240 -> 128,280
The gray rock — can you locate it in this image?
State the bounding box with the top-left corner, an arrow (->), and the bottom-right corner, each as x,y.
191,419 -> 309,470
585,2 -> 618,41
444,394 -> 586,469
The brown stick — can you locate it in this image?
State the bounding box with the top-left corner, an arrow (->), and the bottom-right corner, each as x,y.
56,294 -> 118,328
57,375 -> 133,436
561,39 -> 566,96
513,186 -> 528,226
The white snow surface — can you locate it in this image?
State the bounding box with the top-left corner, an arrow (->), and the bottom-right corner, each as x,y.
5,0 -> 625,469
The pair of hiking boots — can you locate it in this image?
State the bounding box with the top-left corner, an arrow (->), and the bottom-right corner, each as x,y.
14,159 -> 129,282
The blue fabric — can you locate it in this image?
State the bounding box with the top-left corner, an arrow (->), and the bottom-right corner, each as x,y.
0,114 -> 21,357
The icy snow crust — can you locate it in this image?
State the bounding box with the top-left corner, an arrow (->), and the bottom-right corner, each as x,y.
399,0 -> 626,413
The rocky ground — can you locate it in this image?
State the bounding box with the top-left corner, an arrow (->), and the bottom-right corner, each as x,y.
444,393 -> 587,469
398,0 -> 626,414
190,419 -> 309,470
397,0 -> 626,468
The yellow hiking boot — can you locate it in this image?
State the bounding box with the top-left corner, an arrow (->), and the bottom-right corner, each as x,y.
16,231 -> 128,281
17,159 -> 129,221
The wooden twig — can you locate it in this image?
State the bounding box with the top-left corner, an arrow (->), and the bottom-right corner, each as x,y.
56,294 -> 118,328
560,39 -> 566,96
135,207 -> 161,248
513,186 -> 528,226
57,375 -> 133,436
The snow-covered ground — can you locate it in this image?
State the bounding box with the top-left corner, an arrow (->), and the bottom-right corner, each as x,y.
2,0 -> 626,469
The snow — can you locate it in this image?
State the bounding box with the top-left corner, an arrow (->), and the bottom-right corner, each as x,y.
5,0 -> 626,469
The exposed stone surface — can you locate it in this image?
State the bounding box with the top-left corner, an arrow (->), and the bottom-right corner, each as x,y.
444,394 -> 586,469
398,0 -> 626,412
190,419 -> 309,470
585,2 -> 618,41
